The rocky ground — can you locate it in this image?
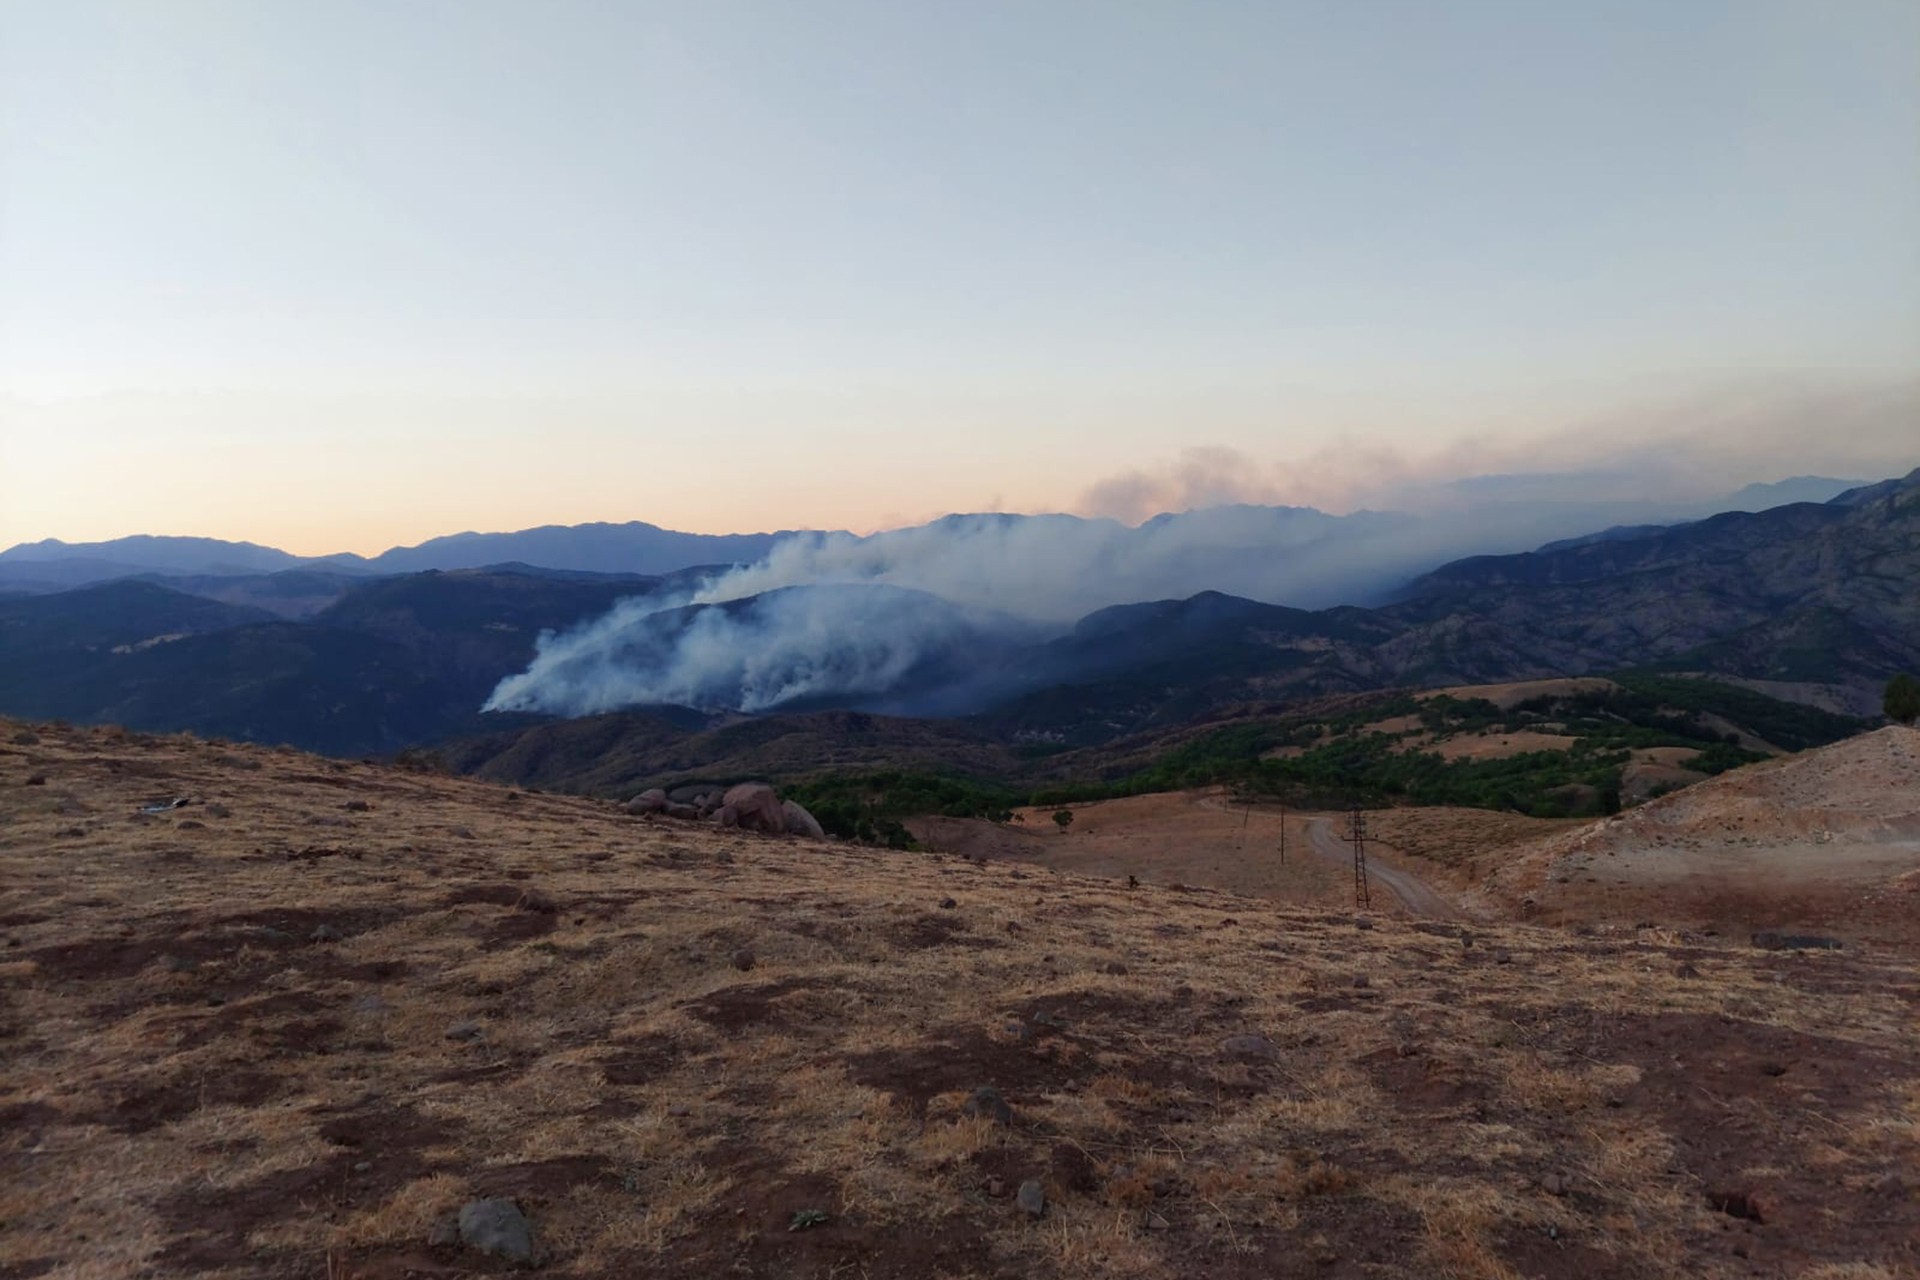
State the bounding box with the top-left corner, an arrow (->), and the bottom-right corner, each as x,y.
3,719 -> 1917,1279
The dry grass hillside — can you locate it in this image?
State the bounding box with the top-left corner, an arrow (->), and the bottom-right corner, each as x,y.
1486,726 -> 1920,943
3,719 -> 1918,1280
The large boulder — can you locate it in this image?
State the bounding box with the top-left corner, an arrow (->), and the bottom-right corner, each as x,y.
722,783 -> 787,834
625,789 -> 668,816
782,799 -> 826,839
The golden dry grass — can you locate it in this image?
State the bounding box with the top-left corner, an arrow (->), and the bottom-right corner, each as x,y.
2,719 -> 1917,1280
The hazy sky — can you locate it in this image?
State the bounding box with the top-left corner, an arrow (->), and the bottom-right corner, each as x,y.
2,1 -> 1916,554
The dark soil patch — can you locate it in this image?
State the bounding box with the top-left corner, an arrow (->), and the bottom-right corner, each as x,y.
679,978 -> 840,1033
600,1035 -> 684,1086
847,1026 -> 1086,1115
1361,1047 -> 1492,1113
892,912 -> 1001,951
89,1068 -> 284,1133
466,1156 -> 618,1202
476,911 -> 558,948
442,884 -> 527,908
654,1148 -> 999,1280
1518,1007 -> 1919,1274
156,1104 -> 448,1272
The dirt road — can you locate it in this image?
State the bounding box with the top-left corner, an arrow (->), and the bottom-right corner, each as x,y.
1306,817 -> 1460,919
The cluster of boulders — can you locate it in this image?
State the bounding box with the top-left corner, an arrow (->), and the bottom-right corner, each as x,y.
626,781 -> 825,839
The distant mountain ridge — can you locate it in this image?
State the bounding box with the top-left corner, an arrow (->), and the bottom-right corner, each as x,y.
0,472 -> 1878,596
0,470 -> 1912,758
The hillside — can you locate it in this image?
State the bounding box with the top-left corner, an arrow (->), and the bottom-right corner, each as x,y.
1479,725 -> 1920,941
5,720 -> 1919,1279
0,473 -> 1911,766
1384,468 -> 1920,707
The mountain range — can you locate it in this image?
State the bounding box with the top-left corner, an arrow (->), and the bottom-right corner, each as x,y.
0,474 -> 1870,601
0,470 -> 1911,770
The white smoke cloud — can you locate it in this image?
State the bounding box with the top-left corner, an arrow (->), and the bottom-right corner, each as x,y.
485,584 -> 1034,717
486,410 -> 1916,719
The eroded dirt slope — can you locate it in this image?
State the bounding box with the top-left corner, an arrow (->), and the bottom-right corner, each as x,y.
1487,726 -> 1920,941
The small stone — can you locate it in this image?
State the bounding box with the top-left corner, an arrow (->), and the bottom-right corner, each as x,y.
1675,963 -> 1702,979
939,897 -> 958,910
457,1198 -> 536,1261
353,1161 -> 372,1173
1145,1212 -> 1171,1232
985,1177 -> 1007,1198
1540,1172 -> 1569,1196
1003,1020 -> 1033,1044
445,1020 -> 484,1042
162,954 -> 199,974
666,1103 -> 693,1117
1460,931 -> 1475,949
963,1085 -> 1014,1126
206,803 -> 231,819
1492,949 -> 1513,965
343,799 -> 372,812
427,1214 -> 460,1248
1353,916 -> 1373,931
1016,1180 -> 1046,1218
310,924 -> 343,943
516,889 -> 559,915
1102,961 -> 1129,976
1352,975 -> 1371,989
730,948 -> 756,972
24,775 -> 46,787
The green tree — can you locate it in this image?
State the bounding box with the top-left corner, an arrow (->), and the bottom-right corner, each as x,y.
1053,808 -> 1074,833
1885,674 -> 1920,726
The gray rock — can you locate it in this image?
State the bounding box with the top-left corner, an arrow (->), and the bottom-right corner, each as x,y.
458,1198 -> 536,1262
782,799 -> 826,839
663,802 -> 700,820
310,924 -> 343,943
714,804 -> 740,829
730,948 -> 756,971
939,897 -> 958,910
1016,1179 -> 1046,1218
963,1085 -> 1013,1126
722,783 -> 787,834
1219,1034 -> 1280,1062
445,1020 -> 484,1042
427,1213 -> 460,1247
626,789 -> 668,816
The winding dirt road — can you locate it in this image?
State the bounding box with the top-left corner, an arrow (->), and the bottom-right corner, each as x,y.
1305,817 -> 1460,919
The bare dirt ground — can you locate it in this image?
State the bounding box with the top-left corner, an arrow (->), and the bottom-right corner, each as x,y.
1486,726 -> 1920,946
919,793 -> 1390,912
5,720 -> 1920,1280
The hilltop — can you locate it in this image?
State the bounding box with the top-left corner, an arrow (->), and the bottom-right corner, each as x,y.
4,720 -> 1917,1279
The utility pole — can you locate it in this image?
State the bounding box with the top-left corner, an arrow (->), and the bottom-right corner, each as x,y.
1348,804 -> 1371,909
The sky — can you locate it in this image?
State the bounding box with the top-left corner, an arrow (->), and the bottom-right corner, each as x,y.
2,1 -> 1916,556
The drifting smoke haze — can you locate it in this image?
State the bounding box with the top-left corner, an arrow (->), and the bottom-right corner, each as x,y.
487,390 -> 1919,719
484,585 -> 1037,717
485,470 -> 1905,720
